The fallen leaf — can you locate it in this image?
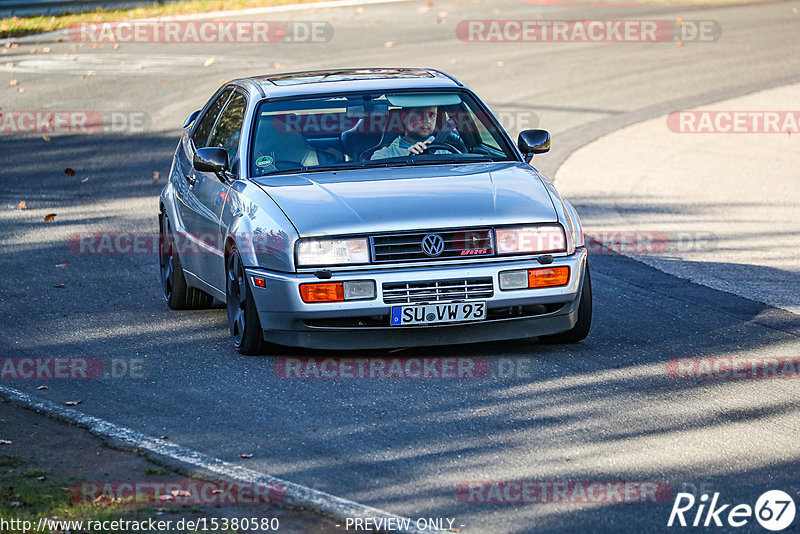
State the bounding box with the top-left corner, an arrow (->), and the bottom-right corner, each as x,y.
42,135 -> 51,142
0,439 -> 11,445
65,400 -> 81,406
473,408 -> 487,412
17,87 -> 24,93
64,167 -> 76,176
44,213 -> 57,222
37,385 -> 48,390
450,58 -> 461,64
54,283 -> 65,288
112,43 -> 120,49
495,61 -> 505,67
55,263 -> 69,269
239,453 -> 253,458
9,79 -> 17,86
676,17 -> 684,26
16,200 -> 26,209
152,171 -> 160,184
86,70 -> 96,76
384,41 -> 395,48
203,57 -> 215,67
745,46 -> 751,52
42,47 -> 51,53
272,62 -> 285,69
438,10 -> 448,17
676,40 -> 683,47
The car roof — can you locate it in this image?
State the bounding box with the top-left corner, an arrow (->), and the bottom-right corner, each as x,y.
230,68 -> 465,99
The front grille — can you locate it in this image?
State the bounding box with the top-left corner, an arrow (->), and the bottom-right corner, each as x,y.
371,229 -> 493,263
383,277 -> 494,305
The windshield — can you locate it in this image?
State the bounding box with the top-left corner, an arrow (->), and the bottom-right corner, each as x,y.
250,90 -> 517,176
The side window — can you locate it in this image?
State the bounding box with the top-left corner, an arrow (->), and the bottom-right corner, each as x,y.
208,92 -> 247,164
192,88 -> 233,148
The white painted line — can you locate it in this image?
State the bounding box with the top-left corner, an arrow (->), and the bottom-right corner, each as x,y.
0,0 -> 413,44
0,385 -> 427,534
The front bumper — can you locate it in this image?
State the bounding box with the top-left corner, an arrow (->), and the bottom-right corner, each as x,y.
245,248 -> 587,350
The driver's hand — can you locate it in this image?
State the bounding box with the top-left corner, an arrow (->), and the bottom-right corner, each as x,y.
408,140 -> 431,155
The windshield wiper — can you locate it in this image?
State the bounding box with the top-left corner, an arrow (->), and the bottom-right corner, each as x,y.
257,161 -> 392,176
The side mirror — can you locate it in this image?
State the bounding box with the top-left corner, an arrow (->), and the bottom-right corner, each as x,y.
194,147 -> 229,175
518,129 -> 551,162
183,110 -> 201,129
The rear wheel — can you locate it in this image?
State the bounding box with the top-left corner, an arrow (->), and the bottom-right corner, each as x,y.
540,262 -> 592,344
226,247 -> 267,355
159,212 -> 213,310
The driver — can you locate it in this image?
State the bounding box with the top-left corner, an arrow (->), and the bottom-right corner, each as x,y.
371,106 -> 449,159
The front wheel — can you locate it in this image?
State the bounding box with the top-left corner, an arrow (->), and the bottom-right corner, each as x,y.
226,247 -> 267,355
540,262 -> 592,344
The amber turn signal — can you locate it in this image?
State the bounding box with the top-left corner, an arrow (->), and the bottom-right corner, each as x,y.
528,266 -> 570,288
300,282 -> 344,303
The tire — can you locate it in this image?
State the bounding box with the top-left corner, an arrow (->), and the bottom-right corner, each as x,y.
225,246 -> 267,355
159,212 -> 213,310
540,261 -> 592,344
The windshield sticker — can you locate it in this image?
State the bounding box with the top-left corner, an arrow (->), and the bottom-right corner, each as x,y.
255,155 -> 274,167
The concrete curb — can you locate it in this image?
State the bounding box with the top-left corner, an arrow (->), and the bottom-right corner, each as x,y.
0,0 -> 412,44
0,385 -> 428,534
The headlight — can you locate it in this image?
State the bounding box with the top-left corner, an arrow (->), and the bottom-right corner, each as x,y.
296,238 -> 370,267
495,225 -> 567,255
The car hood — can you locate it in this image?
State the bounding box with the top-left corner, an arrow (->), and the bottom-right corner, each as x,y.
251,162 -> 558,237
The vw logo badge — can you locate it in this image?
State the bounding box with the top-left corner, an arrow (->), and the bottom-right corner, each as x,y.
421,234 -> 445,257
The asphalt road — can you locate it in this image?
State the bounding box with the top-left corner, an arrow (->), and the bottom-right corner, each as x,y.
2,0 -> 800,532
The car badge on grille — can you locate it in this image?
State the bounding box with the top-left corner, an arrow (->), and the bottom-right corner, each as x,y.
421,234 -> 446,257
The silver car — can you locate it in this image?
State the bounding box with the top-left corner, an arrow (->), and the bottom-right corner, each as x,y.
159,68 -> 591,355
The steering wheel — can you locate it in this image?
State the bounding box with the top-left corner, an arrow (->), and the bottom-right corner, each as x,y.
422,142 -> 462,154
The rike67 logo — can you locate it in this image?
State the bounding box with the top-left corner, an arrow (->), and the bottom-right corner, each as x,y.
668,490 -> 796,531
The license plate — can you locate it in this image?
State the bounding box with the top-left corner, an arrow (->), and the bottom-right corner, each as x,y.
390,301 -> 486,326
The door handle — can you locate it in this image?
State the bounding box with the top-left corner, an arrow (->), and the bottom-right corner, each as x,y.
185,173 -> 196,186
